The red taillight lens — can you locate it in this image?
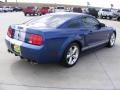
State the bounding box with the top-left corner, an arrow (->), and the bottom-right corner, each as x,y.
29,34 -> 43,45
7,26 -> 13,38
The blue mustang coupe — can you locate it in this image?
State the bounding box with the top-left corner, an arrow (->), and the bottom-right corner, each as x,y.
5,12 -> 116,67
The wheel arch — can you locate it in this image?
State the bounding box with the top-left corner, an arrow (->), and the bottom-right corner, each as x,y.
69,40 -> 82,50
113,31 -> 116,37
58,39 -> 83,62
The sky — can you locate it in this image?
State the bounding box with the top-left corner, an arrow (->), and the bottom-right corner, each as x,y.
1,0 -> 120,9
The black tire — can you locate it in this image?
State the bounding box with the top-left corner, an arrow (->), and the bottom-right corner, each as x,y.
109,16 -> 112,20
20,56 -> 24,59
100,15 -> 103,19
95,15 -> 98,18
107,32 -> 116,48
104,16 -> 107,19
32,14 -> 34,16
36,13 -> 38,16
117,17 -> 120,21
33,13 -> 36,16
24,13 -> 27,16
38,13 -> 41,16
60,43 -> 80,67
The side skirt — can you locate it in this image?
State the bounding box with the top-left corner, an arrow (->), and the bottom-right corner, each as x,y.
81,40 -> 109,51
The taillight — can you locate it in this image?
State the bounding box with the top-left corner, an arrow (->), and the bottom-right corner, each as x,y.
7,26 -> 13,38
28,34 -> 43,45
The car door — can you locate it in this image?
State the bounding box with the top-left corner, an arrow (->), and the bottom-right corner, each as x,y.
81,16 -> 108,47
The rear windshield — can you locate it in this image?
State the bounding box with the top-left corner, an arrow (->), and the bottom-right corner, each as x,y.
23,14 -> 73,28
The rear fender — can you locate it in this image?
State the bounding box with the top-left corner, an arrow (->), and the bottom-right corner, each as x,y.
57,35 -> 84,62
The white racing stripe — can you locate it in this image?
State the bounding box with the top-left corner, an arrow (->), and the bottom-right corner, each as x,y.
6,35 -> 23,46
11,24 -> 29,42
6,35 -> 22,55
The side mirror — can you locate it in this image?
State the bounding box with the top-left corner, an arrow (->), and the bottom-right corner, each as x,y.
99,23 -> 105,27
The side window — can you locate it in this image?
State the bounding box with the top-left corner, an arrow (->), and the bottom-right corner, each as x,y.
67,20 -> 80,28
81,17 -> 99,29
102,9 -> 110,12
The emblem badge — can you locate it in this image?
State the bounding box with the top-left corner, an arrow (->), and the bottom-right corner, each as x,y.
17,31 -> 21,40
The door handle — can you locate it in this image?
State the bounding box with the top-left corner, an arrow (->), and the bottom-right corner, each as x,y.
89,30 -> 93,34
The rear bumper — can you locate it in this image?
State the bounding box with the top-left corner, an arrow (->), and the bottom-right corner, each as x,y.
5,36 -> 58,63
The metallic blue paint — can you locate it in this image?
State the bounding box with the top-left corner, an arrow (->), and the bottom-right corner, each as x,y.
5,13 -> 116,63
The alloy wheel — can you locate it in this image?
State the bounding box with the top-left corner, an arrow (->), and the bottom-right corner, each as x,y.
110,33 -> 116,46
66,45 -> 79,65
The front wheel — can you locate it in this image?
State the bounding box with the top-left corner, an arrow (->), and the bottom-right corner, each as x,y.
61,43 -> 80,67
107,33 -> 116,47
100,15 -> 103,19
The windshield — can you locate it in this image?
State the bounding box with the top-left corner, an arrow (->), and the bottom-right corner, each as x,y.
24,14 -> 73,28
102,9 -> 110,12
42,7 -> 49,9
57,7 -> 64,9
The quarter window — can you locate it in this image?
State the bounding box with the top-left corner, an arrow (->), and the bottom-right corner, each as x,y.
102,9 -> 110,12
67,20 -> 80,28
81,17 -> 99,29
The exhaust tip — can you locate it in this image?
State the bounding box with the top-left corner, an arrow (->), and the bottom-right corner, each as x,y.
20,56 -> 24,59
15,54 -> 18,56
8,49 -> 10,53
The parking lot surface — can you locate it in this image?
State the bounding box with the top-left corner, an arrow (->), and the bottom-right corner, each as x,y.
0,12 -> 120,90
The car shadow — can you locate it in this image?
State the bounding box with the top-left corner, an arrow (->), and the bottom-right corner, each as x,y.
10,44 -> 115,71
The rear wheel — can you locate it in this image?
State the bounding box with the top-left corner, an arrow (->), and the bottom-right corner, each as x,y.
38,13 -> 41,16
108,16 -> 112,20
36,13 -> 38,16
33,13 -> 36,16
61,43 -> 80,67
24,13 -> 27,16
107,33 -> 116,47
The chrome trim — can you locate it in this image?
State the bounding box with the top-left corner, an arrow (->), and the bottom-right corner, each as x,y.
82,40 -> 109,51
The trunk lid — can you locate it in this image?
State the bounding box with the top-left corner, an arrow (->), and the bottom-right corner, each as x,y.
11,24 -> 45,43
11,24 -> 29,42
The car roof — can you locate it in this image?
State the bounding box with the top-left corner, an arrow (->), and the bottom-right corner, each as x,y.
48,12 -> 90,18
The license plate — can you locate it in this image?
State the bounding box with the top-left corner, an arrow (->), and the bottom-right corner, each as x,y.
13,44 -> 21,53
